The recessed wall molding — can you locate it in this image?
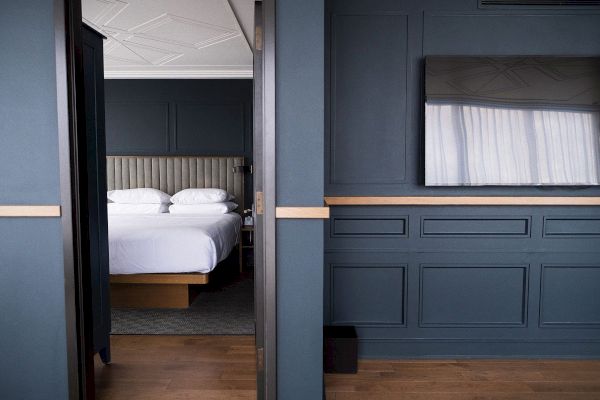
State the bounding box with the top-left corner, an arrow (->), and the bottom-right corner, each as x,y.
421,216 -> 531,238
419,264 -> 529,328
540,265 -> 600,327
331,216 -> 408,238
0,205 -> 61,217
329,263 -> 407,327
325,196 -> 600,206
329,13 -> 408,186
543,217 -> 600,237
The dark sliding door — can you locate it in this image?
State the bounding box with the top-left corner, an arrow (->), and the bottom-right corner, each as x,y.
81,25 -> 111,363
254,1 -> 265,397
254,1 -> 277,398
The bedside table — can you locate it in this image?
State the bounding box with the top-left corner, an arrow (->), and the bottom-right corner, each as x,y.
238,226 -> 254,273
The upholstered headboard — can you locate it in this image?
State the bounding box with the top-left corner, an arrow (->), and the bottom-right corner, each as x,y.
106,156 -> 245,211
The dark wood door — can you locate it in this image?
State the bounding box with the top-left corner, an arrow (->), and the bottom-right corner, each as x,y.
82,25 -> 110,363
253,1 -> 265,396
254,1 -> 277,398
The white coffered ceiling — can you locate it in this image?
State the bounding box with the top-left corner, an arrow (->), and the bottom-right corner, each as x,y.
82,0 -> 254,79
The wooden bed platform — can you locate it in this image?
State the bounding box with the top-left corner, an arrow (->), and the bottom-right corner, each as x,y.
110,273 -> 209,308
105,156 -> 246,309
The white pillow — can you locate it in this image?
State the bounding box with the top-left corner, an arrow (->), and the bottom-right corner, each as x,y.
170,188 -> 234,205
107,203 -> 169,215
168,202 -> 238,215
107,188 -> 171,204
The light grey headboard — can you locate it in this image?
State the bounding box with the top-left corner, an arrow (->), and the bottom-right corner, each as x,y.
106,156 -> 245,210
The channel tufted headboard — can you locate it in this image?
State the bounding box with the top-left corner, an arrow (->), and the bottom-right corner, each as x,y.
106,156 -> 245,211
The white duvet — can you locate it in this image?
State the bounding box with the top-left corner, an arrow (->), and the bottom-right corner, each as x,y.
108,213 -> 241,275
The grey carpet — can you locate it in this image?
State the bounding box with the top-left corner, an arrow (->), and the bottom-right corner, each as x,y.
111,277 -> 254,335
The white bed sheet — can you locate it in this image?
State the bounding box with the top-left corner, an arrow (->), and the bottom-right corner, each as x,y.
108,213 -> 241,275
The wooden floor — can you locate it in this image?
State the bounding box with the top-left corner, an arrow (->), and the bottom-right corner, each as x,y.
94,335 -> 256,400
326,359 -> 600,400
95,336 -> 600,400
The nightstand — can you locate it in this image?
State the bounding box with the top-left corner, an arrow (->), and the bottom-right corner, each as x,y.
238,225 -> 254,273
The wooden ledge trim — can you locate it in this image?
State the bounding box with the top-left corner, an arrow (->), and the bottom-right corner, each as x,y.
276,207 -> 330,219
324,196 -> 600,206
0,205 -> 61,217
111,273 -> 209,285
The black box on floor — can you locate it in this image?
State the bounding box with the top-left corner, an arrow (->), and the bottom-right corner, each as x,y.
323,325 -> 357,374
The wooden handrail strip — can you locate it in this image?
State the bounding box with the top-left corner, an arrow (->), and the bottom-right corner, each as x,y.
275,207 -> 330,219
0,205 -> 61,217
324,196 -> 600,206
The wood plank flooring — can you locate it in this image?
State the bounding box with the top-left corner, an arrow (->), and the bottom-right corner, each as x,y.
95,336 -> 600,400
94,335 -> 256,400
326,359 -> 600,400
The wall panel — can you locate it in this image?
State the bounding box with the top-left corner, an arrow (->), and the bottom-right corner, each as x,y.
544,217 -> 600,237
419,264 -> 528,327
424,14 -> 600,56
330,14 -> 408,185
421,217 -> 531,238
332,216 -> 408,237
175,103 -> 245,154
105,80 -> 252,158
540,265 -> 600,327
331,264 -> 406,326
105,101 -> 169,154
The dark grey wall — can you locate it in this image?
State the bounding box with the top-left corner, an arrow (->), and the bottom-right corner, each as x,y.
277,0 -> 325,398
104,79 -> 253,205
0,1 -> 69,398
325,0 -> 600,358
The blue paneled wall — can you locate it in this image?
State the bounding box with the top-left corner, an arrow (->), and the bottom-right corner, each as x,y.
277,0 -> 325,398
0,1 -> 69,398
325,0 -> 600,358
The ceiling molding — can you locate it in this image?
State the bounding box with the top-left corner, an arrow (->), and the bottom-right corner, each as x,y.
82,0 -> 254,79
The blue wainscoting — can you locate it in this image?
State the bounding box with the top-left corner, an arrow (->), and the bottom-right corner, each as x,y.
325,205 -> 600,358
325,0 -> 600,358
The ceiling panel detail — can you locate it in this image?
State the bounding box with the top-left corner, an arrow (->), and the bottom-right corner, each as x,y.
82,0 -> 253,78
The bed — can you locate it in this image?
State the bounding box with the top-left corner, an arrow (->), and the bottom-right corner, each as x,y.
106,155 -> 245,308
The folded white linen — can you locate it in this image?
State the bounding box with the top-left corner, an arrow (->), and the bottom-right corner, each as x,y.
170,188 -> 234,205
107,188 -> 171,204
107,203 -> 169,215
168,202 -> 238,215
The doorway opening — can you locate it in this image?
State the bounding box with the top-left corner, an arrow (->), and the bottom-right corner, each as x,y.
58,0 -> 276,398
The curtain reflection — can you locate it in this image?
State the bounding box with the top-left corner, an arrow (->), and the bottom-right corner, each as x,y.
425,103 -> 600,186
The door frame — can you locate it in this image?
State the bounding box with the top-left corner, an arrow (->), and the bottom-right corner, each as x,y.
55,0 -> 278,398
254,1 -> 277,399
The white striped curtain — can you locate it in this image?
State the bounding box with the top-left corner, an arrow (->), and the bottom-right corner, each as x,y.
425,103 -> 600,186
